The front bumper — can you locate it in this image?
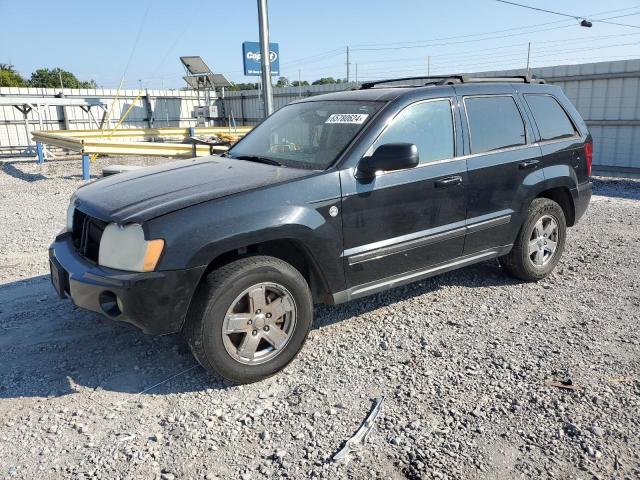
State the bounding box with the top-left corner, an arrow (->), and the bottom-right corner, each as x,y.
49,233 -> 206,335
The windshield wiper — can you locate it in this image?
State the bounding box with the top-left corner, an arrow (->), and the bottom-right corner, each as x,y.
230,155 -> 283,167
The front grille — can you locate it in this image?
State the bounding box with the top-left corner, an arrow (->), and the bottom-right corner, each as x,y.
72,210 -> 106,263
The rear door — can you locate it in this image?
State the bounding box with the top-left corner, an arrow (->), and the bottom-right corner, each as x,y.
458,86 -> 545,254
522,92 -> 584,179
340,97 -> 467,288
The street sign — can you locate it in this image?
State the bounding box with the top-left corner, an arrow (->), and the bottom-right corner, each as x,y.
242,41 -> 280,76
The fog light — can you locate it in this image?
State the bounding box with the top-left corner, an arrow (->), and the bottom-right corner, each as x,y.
99,291 -> 122,317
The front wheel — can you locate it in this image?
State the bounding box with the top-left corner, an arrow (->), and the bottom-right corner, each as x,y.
499,198 -> 567,281
184,256 -> 313,384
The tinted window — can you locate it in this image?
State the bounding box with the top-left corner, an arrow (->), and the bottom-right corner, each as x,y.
465,96 -> 526,154
372,99 -> 454,164
525,94 -> 576,141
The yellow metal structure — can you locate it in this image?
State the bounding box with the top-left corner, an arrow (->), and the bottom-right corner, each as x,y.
32,131 -> 232,157
32,125 -> 253,158
46,126 -> 252,139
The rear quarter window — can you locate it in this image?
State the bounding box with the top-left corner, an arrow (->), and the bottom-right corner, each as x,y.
464,96 -> 526,154
525,94 -> 577,142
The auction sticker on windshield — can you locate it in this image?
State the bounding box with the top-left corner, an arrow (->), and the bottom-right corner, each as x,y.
325,113 -> 369,124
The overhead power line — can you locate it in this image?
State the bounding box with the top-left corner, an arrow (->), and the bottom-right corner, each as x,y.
495,1 -> 640,29
352,12 -> 640,52
351,40 -> 640,77
349,7 -> 639,50
495,0 -> 585,20
353,31 -> 640,68
358,54 -> 636,80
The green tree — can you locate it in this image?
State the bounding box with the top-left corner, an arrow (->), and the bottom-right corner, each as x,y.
29,68 -> 97,89
311,77 -> 337,85
275,76 -> 289,88
0,64 -> 27,87
228,82 -> 259,91
291,80 -> 309,87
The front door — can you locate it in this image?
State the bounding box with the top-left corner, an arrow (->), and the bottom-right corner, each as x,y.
340,98 -> 467,288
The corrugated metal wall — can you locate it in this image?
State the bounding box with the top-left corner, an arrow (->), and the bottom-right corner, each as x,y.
477,59 -> 640,176
1,59 -> 639,176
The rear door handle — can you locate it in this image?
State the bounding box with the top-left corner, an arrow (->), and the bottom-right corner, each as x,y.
435,175 -> 463,188
518,159 -> 540,170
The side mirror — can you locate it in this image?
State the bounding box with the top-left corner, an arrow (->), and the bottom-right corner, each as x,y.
357,143 -> 419,179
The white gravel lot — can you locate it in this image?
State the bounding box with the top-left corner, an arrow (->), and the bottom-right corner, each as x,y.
0,156 -> 639,479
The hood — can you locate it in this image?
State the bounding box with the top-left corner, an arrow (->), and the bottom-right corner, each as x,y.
74,156 -> 314,223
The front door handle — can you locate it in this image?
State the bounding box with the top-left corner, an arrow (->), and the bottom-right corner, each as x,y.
518,159 -> 540,170
435,175 -> 463,188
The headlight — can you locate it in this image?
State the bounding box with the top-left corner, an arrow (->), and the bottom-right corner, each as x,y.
98,223 -> 165,272
66,195 -> 76,232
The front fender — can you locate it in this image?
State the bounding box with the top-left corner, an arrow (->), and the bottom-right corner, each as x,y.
188,205 -> 331,268
146,171 -> 345,292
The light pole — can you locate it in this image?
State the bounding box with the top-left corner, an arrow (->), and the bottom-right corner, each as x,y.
257,0 -> 273,117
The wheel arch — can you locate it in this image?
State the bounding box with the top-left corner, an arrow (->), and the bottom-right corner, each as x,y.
535,186 -> 576,227
198,236 -> 333,305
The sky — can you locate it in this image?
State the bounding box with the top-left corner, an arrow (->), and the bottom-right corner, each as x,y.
1,0 -> 639,89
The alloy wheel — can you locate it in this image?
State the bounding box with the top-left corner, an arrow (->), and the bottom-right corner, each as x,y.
528,214 -> 559,267
221,283 -> 297,365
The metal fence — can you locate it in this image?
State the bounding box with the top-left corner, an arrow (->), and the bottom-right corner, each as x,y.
0,88 -> 209,153
1,59 -> 639,176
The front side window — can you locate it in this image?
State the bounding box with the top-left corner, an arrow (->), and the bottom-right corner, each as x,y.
228,100 -> 383,170
371,99 -> 454,164
525,94 -> 577,141
465,96 -> 526,154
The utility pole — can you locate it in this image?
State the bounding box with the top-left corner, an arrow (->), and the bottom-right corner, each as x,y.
58,71 -> 64,89
526,42 -> 531,77
298,69 -> 302,98
257,0 -> 273,117
355,64 -> 358,85
346,46 -> 350,83
427,56 -> 431,76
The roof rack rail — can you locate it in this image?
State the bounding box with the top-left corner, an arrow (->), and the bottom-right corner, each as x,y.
359,75 -> 545,89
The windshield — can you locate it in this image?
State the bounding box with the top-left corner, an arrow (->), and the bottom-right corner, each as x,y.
227,100 -> 383,170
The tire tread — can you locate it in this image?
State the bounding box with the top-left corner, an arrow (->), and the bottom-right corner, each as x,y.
183,255 -> 312,383
500,198 -> 566,281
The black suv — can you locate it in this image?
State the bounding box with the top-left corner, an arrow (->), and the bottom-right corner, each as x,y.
49,75 -> 592,383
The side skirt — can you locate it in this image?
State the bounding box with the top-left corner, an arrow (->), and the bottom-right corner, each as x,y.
330,245 -> 512,304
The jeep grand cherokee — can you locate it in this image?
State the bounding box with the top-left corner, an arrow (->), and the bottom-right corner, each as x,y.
49,75 -> 592,383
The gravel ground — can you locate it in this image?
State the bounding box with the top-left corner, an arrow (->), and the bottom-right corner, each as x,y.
1,156 -> 639,479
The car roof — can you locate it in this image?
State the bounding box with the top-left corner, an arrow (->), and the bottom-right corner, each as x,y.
291,87 -> 423,103
292,82 -> 556,104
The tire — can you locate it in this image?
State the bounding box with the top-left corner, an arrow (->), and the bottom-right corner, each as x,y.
184,255 -> 313,384
499,198 -> 567,281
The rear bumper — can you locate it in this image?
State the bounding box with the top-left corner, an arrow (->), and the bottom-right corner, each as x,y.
572,181 -> 592,224
49,233 -> 205,335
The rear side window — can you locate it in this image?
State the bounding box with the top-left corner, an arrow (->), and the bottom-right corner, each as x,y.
464,96 -> 526,154
372,99 -> 454,164
525,94 -> 577,141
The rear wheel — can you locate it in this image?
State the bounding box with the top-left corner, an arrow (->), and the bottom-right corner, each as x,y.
185,256 -> 313,383
500,198 -> 566,281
